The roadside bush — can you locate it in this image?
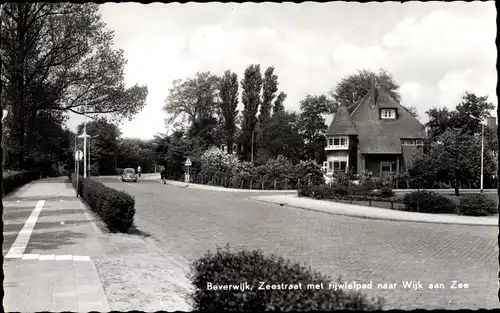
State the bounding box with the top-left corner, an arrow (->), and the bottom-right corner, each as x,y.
116,168 -> 124,175
379,187 -> 394,198
349,181 -> 377,196
70,173 -> 135,232
402,190 -> 457,214
298,185 -> 313,197
2,171 -> 39,195
458,194 -> 497,216
190,245 -> 384,311
295,160 -> 325,186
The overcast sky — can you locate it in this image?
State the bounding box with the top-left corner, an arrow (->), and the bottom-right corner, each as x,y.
66,1 -> 497,140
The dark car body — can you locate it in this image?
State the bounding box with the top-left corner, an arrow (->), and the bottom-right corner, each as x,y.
121,168 -> 138,182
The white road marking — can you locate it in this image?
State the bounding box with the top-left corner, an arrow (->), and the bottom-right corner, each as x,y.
39,254 -> 56,260
5,200 -> 45,259
21,253 -> 39,260
17,254 -> 91,261
56,255 -> 73,261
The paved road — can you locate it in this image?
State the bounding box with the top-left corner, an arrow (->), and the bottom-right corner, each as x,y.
97,177 -> 499,310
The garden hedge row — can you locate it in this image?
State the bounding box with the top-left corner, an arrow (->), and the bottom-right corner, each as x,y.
70,173 -> 136,232
402,191 -> 498,216
298,184 -> 396,202
458,194 -> 497,216
190,245 -> 384,311
298,185 -> 497,216
2,171 -> 39,195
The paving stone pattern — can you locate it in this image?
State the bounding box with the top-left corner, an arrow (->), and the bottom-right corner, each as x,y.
100,177 -> 500,310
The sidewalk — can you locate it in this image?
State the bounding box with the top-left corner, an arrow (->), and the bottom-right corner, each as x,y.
3,177 -> 192,312
140,173 -> 297,193
250,194 -> 498,226
3,178 -> 110,312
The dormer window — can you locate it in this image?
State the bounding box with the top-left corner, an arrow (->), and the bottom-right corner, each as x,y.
381,109 -> 396,119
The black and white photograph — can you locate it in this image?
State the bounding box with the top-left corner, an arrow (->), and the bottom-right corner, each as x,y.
0,1 -> 498,311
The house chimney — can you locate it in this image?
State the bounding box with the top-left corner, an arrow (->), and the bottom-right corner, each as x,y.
370,75 -> 376,107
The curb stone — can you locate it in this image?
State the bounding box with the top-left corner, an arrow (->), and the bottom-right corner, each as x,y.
249,196 -> 497,227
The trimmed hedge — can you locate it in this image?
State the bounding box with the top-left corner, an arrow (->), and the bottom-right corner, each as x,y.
2,171 -> 39,195
298,185 -> 396,202
402,190 -> 457,214
190,245 -> 384,311
458,194 -> 497,216
70,173 -> 135,232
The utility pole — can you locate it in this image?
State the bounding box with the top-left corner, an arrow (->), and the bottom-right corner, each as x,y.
83,106 -> 87,178
480,122 -> 484,193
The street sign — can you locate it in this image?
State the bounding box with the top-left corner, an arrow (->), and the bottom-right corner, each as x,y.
185,157 -> 192,166
75,150 -> 83,161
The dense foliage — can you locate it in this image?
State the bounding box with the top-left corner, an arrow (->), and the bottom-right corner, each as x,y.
2,171 -> 39,195
402,191 -> 457,214
458,194 -> 497,216
189,245 -> 384,311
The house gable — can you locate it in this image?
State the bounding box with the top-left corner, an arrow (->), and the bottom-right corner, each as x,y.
325,105 -> 358,136
351,86 -> 425,154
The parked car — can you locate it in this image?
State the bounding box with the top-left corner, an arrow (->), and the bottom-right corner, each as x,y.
121,168 -> 138,182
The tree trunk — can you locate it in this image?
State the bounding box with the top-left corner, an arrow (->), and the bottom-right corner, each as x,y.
454,177 -> 460,196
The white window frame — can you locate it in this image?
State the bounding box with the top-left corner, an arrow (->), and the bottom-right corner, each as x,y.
232,143 -> 237,154
401,139 -> 423,146
221,144 -> 227,152
326,136 -> 349,149
381,109 -> 396,119
330,155 -> 348,173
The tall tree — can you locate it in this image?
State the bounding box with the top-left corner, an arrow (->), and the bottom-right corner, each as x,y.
256,66 -> 280,162
331,68 -> 401,113
163,71 -> 219,133
272,91 -> 287,115
218,70 -> 239,154
255,111 -> 304,164
258,66 -> 278,129
425,92 -> 495,143
298,94 -> 337,163
240,64 -> 262,162
1,3 -> 148,169
427,129 -> 488,196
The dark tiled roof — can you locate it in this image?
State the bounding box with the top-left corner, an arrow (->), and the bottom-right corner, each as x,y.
352,87 -> 425,154
376,89 -> 399,109
326,105 -> 358,136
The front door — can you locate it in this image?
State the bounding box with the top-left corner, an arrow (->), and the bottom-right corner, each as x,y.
380,162 -> 392,177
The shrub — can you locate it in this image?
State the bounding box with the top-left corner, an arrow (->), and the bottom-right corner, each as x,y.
70,173 -> 135,232
298,185 -> 313,197
116,168 -> 124,175
190,245 -> 384,311
349,181 -> 377,196
379,187 -> 394,198
402,190 -> 457,214
2,171 -> 39,195
295,160 -> 325,186
458,194 -> 497,216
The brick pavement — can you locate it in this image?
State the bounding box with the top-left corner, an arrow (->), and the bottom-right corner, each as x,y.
98,177 -> 500,310
3,178 -> 110,312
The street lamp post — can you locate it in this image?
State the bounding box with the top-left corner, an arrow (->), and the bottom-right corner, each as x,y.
480,121 -> 484,193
